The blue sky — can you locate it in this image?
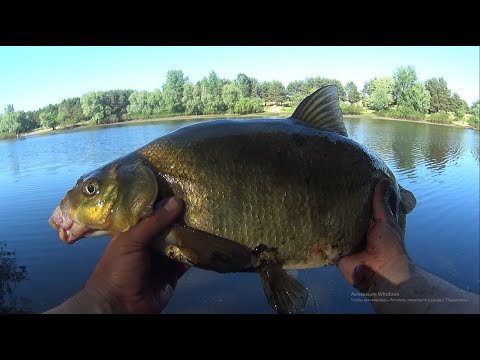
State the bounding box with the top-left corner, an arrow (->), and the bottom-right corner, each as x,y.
0,46 -> 478,112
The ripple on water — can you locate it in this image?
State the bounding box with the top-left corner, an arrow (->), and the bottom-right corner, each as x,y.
1,118 -> 479,313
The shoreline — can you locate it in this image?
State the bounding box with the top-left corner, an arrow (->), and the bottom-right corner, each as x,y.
14,112 -> 291,139
3,111 -> 478,140
345,114 -> 477,129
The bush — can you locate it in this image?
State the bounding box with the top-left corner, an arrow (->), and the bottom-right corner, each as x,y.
455,109 -> 465,122
374,107 -> 425,121
234,98 -> 264,114
429,112 -> 452,124
340,102 -> 364,115
396,107 -> 426,120
1,242 -> 30,313
467,114 -> 479,128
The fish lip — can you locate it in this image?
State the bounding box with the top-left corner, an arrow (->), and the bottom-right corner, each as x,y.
49,205 -> 92,244
49,205 -> 73,231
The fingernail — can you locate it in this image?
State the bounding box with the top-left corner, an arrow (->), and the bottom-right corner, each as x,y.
162,197 -> 182,212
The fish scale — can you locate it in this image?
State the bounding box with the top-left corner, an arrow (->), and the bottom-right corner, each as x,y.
138,119 -> 387,267
49,85 -> 416,314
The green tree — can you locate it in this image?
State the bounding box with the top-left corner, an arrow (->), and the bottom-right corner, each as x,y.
287,78 -> 346,103
364,77 -> 394,110
80,91 -> 112,124
162,70 -> 187,114
361,79 -> 375,102
305,77 -> 346,101
0,107 -> 34,134
222,83 -> 240,112
265,80 -> 286,105
260,81 -> 270,105
182,82 -> 203,115
105,89 -> 134,120
468,100 -> 479,127
128,90 -> 164,117
127,91 -> 150,116
0,105 -> 21,134
200,71 -> 225,114
471,100 -> 479,113
425,78 -> 451,113
0,114 -> 22,134
250,78 -> 262,98
4,110 -> 36,133
287,80 -> 309,105
393,66 -> 417,106
39,104 -> 59,130
20,111 -> 34,133
345,81 -> 360,103
287,80 -> 308,95
406,81 -> 431,114
147,89 -> 164,115
234,73 -> 252,98
450,92 -> 469,113
370,84 -> 391,111
5,104 -> 14,113
57,97 -> 86,127
25,110 -> 41,129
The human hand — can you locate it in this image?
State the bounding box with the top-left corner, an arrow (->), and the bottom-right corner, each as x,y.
338,179 -> 411,292
79,196 -> 189,314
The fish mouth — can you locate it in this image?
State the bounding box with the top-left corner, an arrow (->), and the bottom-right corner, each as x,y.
49,204 -> 94,244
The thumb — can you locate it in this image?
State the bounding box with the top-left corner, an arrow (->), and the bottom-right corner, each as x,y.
338,252 -> 369,286
372,179 -> 397,225
122,197 -> 184,248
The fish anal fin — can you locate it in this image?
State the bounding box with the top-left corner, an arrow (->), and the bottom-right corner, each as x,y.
260,265 -> 308,314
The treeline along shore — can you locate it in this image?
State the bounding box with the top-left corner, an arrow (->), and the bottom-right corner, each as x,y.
1,66 -> 478,140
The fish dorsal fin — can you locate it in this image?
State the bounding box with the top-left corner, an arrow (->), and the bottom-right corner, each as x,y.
290,85 -> 348,137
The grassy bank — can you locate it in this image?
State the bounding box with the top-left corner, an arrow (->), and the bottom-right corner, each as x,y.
0,132 -> 15,139
16,111 -> 291,139
345,110 -> 478,130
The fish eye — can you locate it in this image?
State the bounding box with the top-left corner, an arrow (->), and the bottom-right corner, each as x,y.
83,182 -> 98,196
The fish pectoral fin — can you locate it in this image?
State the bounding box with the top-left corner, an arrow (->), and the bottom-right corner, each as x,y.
260,266 -> 308,314
165,224 -> 252,273
289,85 -> 347,137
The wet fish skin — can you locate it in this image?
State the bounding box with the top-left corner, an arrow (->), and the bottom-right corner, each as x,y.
49,85 -> 416,314
138,118 -> 396,269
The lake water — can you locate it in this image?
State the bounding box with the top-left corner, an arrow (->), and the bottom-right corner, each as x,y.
0,117 -> 478,313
